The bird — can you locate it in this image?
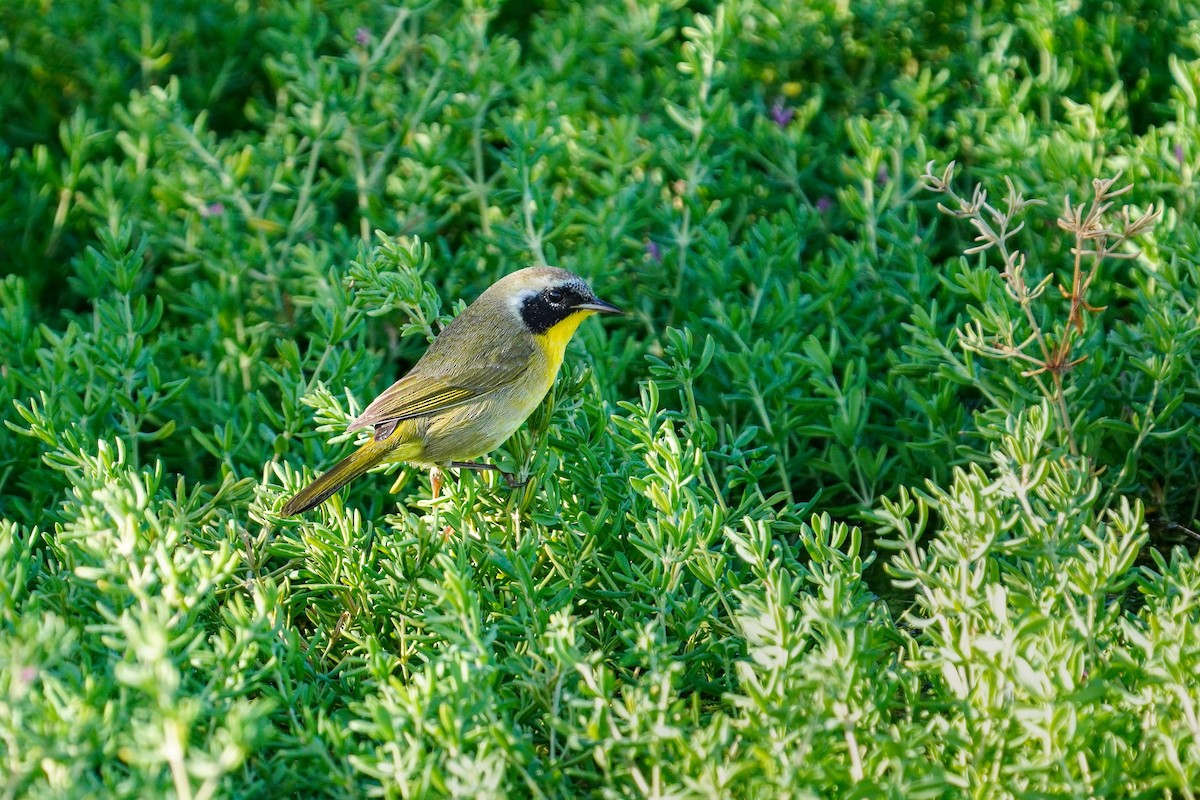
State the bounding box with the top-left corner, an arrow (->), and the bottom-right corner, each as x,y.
280,266 -> 622,516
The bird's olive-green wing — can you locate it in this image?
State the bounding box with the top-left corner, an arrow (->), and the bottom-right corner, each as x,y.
348,316 -> 536,439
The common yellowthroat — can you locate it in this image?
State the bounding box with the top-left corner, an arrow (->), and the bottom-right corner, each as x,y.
281,266 -> 622,516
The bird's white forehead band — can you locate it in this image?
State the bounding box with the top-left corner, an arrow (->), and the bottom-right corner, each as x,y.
509,288 -> 540,317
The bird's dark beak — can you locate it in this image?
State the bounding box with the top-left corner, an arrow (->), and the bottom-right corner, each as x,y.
577,298 -> 624,315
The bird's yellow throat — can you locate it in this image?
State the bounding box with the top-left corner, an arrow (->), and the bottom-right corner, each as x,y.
536,310 -> 595,372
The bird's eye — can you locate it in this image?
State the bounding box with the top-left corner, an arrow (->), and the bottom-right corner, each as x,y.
546,288 -> 565,305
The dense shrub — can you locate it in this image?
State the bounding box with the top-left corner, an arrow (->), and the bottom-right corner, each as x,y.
3,1 -> 1200,797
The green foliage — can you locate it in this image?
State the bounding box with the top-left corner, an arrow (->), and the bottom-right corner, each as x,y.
4,0 -> 1200,797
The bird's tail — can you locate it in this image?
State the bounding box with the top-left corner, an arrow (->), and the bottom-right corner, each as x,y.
281,437 -> 396,516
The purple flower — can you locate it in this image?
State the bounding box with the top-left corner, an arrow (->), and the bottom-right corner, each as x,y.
770,99 -> 794,128
1176,143 -> 1185,166
876,164 -> 889,185
645,240 -> 663,263
200,202 -> 225,218
355,27 -> 370,46
816,197 -> 833,213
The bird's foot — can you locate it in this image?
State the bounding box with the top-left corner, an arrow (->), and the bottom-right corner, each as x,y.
501,471 -> 529,489
447,461 -> 528,489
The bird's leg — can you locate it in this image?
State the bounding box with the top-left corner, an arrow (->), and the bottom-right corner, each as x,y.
447,461 -> 528,489
429,467 -> 454,538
